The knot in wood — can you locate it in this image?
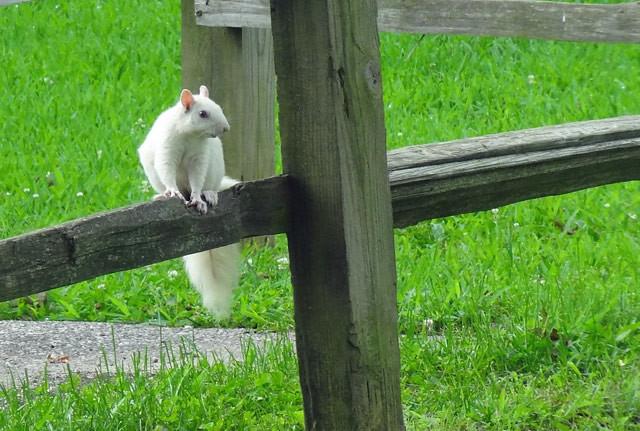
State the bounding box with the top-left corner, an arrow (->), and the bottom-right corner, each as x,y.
365,60 -> 382,95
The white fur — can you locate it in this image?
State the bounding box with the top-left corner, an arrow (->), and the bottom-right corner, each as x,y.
138,87 -> 240,319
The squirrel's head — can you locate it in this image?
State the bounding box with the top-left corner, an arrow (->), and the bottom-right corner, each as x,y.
178,85 -> 230,139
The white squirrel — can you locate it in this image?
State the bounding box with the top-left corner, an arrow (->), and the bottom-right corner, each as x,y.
138,85 -> 240,319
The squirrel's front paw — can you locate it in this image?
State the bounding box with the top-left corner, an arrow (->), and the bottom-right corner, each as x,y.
187,193 -> 208,215
202,190 -> 218,207
157,188 -> 186,203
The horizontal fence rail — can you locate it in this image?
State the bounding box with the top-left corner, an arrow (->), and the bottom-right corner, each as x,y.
389,115 -> 640,226
195,0 -> 640,43
1,116 -> 639,301
0,178 -> 290,302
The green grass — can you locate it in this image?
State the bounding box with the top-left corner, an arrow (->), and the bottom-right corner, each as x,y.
1,0 -> 640,429
0,339 -> 303,430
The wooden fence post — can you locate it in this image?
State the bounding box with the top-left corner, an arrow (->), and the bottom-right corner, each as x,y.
270,0 -> 405,429
181,0 -> 275,182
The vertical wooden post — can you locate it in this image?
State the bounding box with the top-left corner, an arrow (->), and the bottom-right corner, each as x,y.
270,1 -> 404,429
181,0 -> 275,182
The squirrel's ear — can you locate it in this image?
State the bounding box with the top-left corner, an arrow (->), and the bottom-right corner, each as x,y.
180,89 -> 194,111
199,85 -> 210,99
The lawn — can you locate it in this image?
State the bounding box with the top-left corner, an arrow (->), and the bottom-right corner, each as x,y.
1,0 -> 639,429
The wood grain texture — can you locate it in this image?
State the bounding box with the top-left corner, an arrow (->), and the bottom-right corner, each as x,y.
389,116 -> 640,227
270,0 -> 405,429
0,178 -> 290,302
196,0 -> 640,43
182,0 -> 275,182
195,0 -> 270,29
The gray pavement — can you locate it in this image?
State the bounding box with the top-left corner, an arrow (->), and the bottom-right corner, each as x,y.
0,320 -> 291,388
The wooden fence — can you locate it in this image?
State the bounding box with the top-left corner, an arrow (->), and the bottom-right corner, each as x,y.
2,115 -> 639,300
195,0 -> 640,43
2,0 -> 640,429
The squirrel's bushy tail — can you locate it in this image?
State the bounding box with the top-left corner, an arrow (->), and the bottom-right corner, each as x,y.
183,176 -> 241,319
183,244 -> 240,318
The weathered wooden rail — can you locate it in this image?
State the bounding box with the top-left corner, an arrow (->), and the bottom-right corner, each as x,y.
390,115 -> 640,226
2,116 -> 638,302
196,0 -> 640,43
0,178 -> 290,302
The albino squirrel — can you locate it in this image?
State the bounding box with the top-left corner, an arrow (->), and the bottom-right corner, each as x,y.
138,85 -> 240,319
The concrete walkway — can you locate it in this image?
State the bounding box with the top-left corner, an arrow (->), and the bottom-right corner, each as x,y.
0,320 -> 290,388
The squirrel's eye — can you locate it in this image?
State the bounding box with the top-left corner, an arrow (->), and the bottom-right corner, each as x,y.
198,110 -> 209,119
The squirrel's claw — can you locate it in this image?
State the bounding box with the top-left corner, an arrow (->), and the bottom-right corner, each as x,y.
188,193 -> 208,215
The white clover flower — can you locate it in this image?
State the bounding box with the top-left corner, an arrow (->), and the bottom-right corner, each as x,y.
491,208 -> 499,215
629,213 -> 637,221
23,188 -> 31,193
97,149 -> 103,159
604,203 -> 611,208
167,270 -> 179,279
527,74 -> 536,85
513,222 -> 520,228
276,256 -> 289,269
76,191 -> 84,197
32,193 -> 40,198
5,192 -> 11,196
